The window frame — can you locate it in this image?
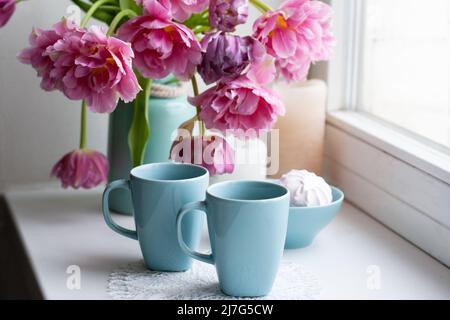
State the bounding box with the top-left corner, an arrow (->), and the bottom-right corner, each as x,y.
325,0 -> 450,266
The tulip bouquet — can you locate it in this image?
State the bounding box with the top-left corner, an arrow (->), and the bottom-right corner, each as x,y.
2,0 -> 334,189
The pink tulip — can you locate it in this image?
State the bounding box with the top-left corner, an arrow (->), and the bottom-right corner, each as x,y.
253,0 -> 334,82
51,149 -> 109,189
17,20 -> 76,91
0,0 -> 15,28
117,8 -> 202,80
190,76 -> 285,137
274,46 -> 311,84
246,38 -> 276,85
170,136 -> 235,176
136,0 -> 209,22
18,20 -> 140,113
52,25 -> 140,113
168,0 -> 209,21
135,0 -> 172,19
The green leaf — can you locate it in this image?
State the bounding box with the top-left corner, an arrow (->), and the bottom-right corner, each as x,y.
97,5 -> 121,13
183,11 -> 210,29
71,0 -> 116,24
118,0 -> 142,14
71,0 -> 91,12
128,73 -> 152,167
119,0 -> 130,9
128,0 -> 142,14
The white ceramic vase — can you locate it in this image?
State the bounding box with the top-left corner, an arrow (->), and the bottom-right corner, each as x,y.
210,135 -> 267,185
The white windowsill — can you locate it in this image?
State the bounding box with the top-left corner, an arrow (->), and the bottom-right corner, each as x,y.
4,185 -> 450,300
326,111 -> 450,184
324,110 -> 450,267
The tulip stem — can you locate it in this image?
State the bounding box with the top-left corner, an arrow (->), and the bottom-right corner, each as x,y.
80,100 -> 87,150
80,0 -> 115,28
191,75 -> 199,101
107,9 -> 138,36
191,75 -> 205,136
249,0 -> 272,13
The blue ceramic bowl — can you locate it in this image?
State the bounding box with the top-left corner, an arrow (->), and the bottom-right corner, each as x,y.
285,187 -> 344,249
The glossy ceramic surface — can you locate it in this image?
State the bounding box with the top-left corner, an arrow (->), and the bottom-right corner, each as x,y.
103,163 -> 209,272
177,181 -> 290,297
285,187 -> 344,249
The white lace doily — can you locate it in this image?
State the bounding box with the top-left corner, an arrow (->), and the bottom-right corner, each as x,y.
107,261 -> 321,300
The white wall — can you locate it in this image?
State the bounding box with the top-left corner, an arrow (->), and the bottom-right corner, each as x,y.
0,0 -> 283,191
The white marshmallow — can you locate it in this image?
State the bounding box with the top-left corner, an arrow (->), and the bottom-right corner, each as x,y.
280,170 -> 333,207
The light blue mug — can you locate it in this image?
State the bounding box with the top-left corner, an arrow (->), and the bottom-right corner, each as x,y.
102,163 -> 209,272
176,181 -> 290,297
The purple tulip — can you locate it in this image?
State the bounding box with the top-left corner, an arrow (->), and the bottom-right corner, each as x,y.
209,0 -> 249,32
198,32 -> 255,85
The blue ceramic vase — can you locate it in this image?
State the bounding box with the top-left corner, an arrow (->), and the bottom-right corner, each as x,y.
107,95 -> 196,215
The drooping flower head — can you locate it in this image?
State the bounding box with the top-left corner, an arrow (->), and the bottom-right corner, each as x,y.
18,20 -> 140,113
0,0 -> 15,28
51,149 -> 109,189
118,1 -> 202,80
17,20 -> 79,91
209,0 -> 249,32
170,135 -> 235,176
136,0 -> 209,22
253,0 -> 334,82
190,76 -> 285,137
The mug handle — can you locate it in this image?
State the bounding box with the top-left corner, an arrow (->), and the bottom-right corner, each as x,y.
176,201 -> 214,265
102,179 -> 138,241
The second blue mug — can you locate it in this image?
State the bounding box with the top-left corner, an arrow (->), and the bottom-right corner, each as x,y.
177,181 -> 290,297
102,163 -> 209,272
